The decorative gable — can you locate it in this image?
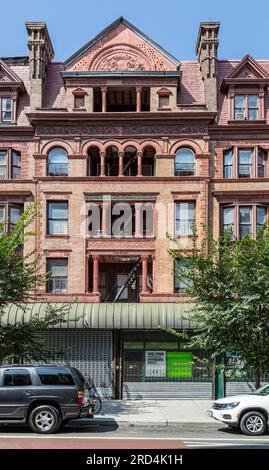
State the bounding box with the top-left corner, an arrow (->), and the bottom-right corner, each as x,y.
65,17 -> 180,72
221,55 -> 269,92
0,59 -> 25,92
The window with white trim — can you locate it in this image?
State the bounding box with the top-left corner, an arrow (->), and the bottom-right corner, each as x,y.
0,149 -> 21,179
234,94 -> 259,120
46,258 -> 68,293
175,202 -> 195,236
175,148 -> 195,176
0,97 -> 12,123
47,201 -> 68,235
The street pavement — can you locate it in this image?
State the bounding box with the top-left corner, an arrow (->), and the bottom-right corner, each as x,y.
1,422 -> 269,449
97,399 -> 215,425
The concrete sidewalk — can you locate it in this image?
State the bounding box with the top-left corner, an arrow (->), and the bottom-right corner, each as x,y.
92,400 -> 217,427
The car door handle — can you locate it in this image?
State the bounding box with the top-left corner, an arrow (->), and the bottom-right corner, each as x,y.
23,391 -> 31,396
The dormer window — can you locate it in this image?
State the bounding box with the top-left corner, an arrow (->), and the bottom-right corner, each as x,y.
72,88 -> 86,110
220,55 -> 269,124
234,94 -> 259,120
157,87 -> 172,110
0,97 -> 12,123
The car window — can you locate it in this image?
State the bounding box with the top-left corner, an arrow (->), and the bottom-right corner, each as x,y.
3,369 -> 32,386
72,368 -> 89,387
36,368 -> 75,385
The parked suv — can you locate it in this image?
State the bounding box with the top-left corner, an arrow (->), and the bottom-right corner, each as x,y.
210,383 -> 269,436
0,364 -> 91,434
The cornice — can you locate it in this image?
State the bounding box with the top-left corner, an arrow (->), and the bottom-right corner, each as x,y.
27,111 -> 216,123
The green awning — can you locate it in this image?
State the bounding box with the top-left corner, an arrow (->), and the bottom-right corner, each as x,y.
1,303 -> 196,330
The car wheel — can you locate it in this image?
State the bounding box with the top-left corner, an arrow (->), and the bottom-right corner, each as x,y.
240,411 -> 267,436
29,406 -> 61,434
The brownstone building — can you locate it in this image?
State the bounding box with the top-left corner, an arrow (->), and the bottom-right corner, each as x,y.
1,17 -> 268,398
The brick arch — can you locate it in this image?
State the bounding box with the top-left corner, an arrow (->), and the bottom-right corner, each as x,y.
169,139 -> 203,156
41,140 -> 74,156
121,140 -> 142,152
140,140 -> 162,154
103,141 -> 123,152
81,140 -> 105,155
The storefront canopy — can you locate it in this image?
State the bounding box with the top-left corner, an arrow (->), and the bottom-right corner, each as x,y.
1,303 -> 196,330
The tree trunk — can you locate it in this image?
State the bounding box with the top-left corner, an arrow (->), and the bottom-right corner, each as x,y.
255,369 -> 261,389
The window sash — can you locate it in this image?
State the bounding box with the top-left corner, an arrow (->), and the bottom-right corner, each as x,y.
175,202 -> 195,236
1,98 -> 12,122
47,259 -> 68,293
174,260 -> 187,293
238,149 -> 252,177
234,95 -> 259,120
47,202 -> 68,235
0,150 -> 7,178
239,207 -> 252,239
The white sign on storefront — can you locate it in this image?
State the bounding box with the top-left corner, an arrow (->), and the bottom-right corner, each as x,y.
145,351 -> 166,377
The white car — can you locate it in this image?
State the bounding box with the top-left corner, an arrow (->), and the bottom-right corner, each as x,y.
210,383 -> 269,436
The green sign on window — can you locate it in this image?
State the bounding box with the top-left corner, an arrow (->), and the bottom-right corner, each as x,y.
166,352 -> 193,378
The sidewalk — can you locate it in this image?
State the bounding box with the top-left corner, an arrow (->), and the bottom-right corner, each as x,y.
92,399 -> 217,427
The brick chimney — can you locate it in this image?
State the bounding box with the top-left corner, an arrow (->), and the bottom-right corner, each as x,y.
26,22 -> 54,111
196,22 -> 220,111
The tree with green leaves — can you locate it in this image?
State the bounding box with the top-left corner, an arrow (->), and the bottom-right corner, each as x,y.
0,203 -> 69,363
169,226 -> 269,388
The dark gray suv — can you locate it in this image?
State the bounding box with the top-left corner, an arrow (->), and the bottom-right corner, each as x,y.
0,364 -> 91,434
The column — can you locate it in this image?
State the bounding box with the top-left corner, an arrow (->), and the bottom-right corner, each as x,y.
102,201 -> 111,237
85,255 -> 90,292
135,203 -> 143,238
119,151 -> 124,176
101,86 -> 107,113
137,151 -> 143,177
92,255 -> 100,294
136,86 -> 142,112
141,255 -> 148,294
100,151 -> 105,176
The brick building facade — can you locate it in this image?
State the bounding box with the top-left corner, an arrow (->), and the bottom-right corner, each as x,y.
1,17 -> 268,398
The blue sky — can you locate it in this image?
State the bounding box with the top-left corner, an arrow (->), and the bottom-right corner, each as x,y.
1,0 -> 269,61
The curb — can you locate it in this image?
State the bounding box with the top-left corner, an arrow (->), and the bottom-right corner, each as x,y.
88,418 -> 219,427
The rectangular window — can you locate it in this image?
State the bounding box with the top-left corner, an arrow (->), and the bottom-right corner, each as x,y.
239,207 -> 252,239
175,202 -> 195,236
238,149 -> 252,178
1,98 -> 12,122
47,258 -> 68,293
3,369 -> 31,386
159,95 -> 170,109
47,201 -> 68,235
256,206 -> 267,234
74,95 -> 85,109
223,207 -> 234,235
234,95 -> 259,120
258,150 -> 266,177
36,368 -> 75,385
234,95 -> 245,120
0,150 -> 7,178
224,149 -> 233,178
0,206 -> 4,223
12,150 -> 21,179
9,205 -> 22,232
248,95 -> 259,120
0,149 -> 21,179
174,259 -> 188,293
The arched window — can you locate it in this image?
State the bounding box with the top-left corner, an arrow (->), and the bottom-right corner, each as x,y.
123,146 -> 137,176
175,148 -> 195,176
47,148 -> 68,176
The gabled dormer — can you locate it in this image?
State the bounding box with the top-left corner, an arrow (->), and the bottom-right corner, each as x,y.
0,59 -> 25,124
221,55 -> 269,122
